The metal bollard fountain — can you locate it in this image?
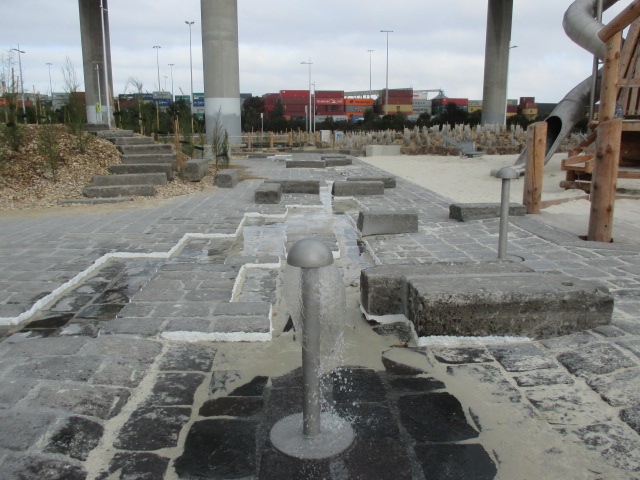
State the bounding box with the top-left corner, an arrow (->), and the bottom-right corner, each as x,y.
496,167 -> 519,260
270,238 -> 354,459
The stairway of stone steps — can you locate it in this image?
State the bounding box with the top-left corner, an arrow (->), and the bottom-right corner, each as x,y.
83,130 -> 178,199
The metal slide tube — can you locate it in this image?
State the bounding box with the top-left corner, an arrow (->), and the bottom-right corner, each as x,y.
513,0 -> 620,169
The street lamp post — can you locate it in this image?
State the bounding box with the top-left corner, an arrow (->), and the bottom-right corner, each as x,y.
11,45 -> 26,123
153,46 -> 161,91
185,21 -> 195,115
46,62 -> 53,97
301,58 -> 313,133
367,50 -> 374,99
168,63 -> 174,99
380,30 -> 392,116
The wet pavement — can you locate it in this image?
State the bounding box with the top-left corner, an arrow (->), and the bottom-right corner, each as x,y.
0,153 -> 639,479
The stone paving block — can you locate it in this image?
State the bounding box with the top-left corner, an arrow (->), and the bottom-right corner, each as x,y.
146,372 -> 205,406
263,179 -> 320,194
525,386 -> 613,425
329,367 -> 387,404
114,406 -> 191,451
432,347 -> 493,364
258,446 -> 331,480
357,209 -> 418,236
90,356 -> 150,388
587,369 -> 640,407
28,383 -> 130,419
332,180 -> 384,196
181,158 -> 209,181
449,202 -> 526,222
79,335 -> 162,364
387,376 -> 446,392
0,410 -> 57,451
620,405 -> 640,434
347,175 -> 396,188
490,344 -> 557,372
0,378 -> 36,405
199,396 -> 264,417
557,343 -> 637,377
399,392 -> 480,442
214,315 -> 271,333
214,169 -> 238,188
100,318 -> 165,336
97,452 -> 170,480
1,454 -> 87,480
45,416 -> 104,461
513,370 -> 575,387
174,418 -> 259,479
12,355 -> 103,382
158,343 -> 217,372
572,422 -> 640,472
413,443 -> 497,480
255,182 -> 282,204
365,145 -> 401,156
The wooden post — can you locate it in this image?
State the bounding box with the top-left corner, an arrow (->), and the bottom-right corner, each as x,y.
588,30 -> 623,242
269,132 -> 274,149
523,121 -> 547,214
588,118 -> 623,242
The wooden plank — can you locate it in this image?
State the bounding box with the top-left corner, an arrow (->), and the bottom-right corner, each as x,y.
562,154 -> 595,167
523,122 -> 547,214
622,120 -> 640,131
588,118 -> 623,242
599,0 -> 640,42
618,168 -> 640,178
600,32 -> 623,124
618,20 -> 640,79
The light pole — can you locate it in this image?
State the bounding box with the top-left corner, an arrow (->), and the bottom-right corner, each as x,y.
185,21 -> 195,114
380,30 -> 392,116
153,45 -> 161,91
367,50 -> 374,99
11,45 -> 26,123
46,62 -> 53,96
301,58 -> 312,133
168,63 -> 174,99
100,0 -> 111,127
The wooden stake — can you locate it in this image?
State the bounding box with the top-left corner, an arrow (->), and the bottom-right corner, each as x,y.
523,121 -> 547,214
588,118 -> 623,242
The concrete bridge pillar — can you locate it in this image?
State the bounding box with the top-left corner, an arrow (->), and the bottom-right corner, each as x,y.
78,0 -> 113,125
201,0 -> 242,144
481,0 -> 514,125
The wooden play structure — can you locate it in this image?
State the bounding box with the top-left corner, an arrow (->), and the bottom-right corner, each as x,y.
525,0 -> 640,242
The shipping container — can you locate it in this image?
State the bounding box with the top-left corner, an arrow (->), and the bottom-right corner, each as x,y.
345,98 -> 375,106
280,90 -> 309,98
315,98 -> 344,106
316,90 -> 344,98
382,88 -> 413,98
315,115 -> 349,122
507,105 -> 518,113
385,104 -> 413,113
281,97 -> 310,105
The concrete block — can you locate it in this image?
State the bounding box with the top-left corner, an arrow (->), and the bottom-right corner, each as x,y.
113,136 -> 156,146
449,203 -> 526,222
117,144 -> 173,155
323,157 -> 350,167
255,183 -> 282,204
332,180 -> 384,196
109,163 -> 174,180
348,176 -> 396,188
360,262 -> 533,316
215,169 -> 238,188
406,273 -> 613,339
96,129 -> 134,139
263,180 -> 320,194
92,173 -> 167,186
120,154 -> 177,169
285,160 -> 326,168
357,210 -> 419,236
365,145 -> 402,157
83,185 -> 156,198
181,159 -> 209,182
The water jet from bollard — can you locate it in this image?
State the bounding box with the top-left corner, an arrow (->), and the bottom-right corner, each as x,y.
270,237 -> 354,459
496,166 -> 519,260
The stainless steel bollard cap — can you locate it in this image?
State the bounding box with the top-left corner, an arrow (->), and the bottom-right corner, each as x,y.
287,238 -> 334,268
495,166 -> 519,179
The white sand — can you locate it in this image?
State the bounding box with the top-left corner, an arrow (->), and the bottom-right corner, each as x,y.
360,153 -> 640,244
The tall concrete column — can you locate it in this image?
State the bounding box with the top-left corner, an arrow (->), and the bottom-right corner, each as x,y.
78,0 -> 113,125
201,0 -> 242,144
481,0 -> 513,125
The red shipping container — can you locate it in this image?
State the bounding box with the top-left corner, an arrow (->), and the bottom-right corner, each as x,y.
383,89 -> 413,98
315,90 -> 344,98
507,105 -> 518,113
386,97 -> 413,105
315,98 -> 344,106
280,90 -> 309,98
281,97 -> 310,105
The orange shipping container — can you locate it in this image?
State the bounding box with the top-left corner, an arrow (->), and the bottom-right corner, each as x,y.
345,98 -> 375,106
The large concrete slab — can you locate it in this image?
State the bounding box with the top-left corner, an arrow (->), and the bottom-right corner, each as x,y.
365,145 -> 401,157
285,160 -> 325,169
255,183 -> 281,204
117,144 -> 173,155
332,180 -> 384,196
91,173 -> 168,187
83,185 -> 156,198
112,136 -> 156,146
263,180 -> 320,194
215,169 -> 238,188
181,159 -> 209,182
120,154 -> 177,169
109,163 -> 174,181
449,203 -> 526,222
357,210 -> 419,236
348,176 -> 396,188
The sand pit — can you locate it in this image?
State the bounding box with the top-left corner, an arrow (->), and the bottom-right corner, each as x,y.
361,153 -> 640,244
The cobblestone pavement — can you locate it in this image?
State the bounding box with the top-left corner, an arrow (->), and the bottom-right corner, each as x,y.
0,154 -> 638,479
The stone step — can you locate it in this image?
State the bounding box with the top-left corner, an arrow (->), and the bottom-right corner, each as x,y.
360,262 -> 613,339
96,129 -> 135,139
112,136 -> 157,146
118,143 -> 173,155
108,163 -> 174,180
120,154 -> 177,169
332,180 -> 384,196
91,173 -> 168,187
83,185 -> 156,198
357,209 -> 418,236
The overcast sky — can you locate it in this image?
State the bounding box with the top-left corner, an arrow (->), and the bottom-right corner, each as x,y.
0,0 -> 629,103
